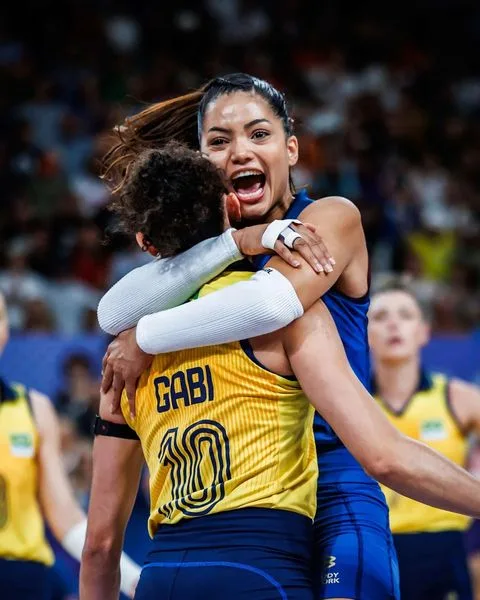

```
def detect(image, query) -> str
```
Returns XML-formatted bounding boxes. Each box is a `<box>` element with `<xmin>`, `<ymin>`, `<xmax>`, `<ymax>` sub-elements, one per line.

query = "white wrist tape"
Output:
<box><xmin>62</xmin><ymin>519</ymin><xmax>140</xmax><ymax>598</ymax></box>
<box><xmin>261</xmin><ymin>219</ymin><xmax>302</xmax><ymax>250</ymax></box>
<box><xmin>280</xmin><ymin>226</ymin><xmax>303</xmax><ymax>249</ymax></box>
<box><xmin>136</xmin><ymin>267</ymin><xmax>304</xmax><ymax>354</ymax></box>
<box><xmin>97</xmin><ymin>229</ymin><xmax>242</xmax><ymax>335</ymax></box>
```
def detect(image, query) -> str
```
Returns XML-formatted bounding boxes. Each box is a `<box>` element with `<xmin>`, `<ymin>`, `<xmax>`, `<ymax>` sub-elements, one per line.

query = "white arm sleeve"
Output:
<box><xmin>97</xmin><ymin>229</ymin><xmax>242</xmax><ymax>335</ymax></box>
<box><xmin>62</xmin><ymin>519</ymin><xmax>140</xmax><ymax>597</ymax></box>
<box><xmin>136</xmin><ymin>268</ymin><xmax>304</xmax><ymax>354</ymax></box>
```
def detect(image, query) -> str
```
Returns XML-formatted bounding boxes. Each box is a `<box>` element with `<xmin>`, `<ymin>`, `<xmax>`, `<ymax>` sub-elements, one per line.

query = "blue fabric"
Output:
<box><xmin>0</xmin><ymin>559</ymin><xmax>53</xmax><ymax>600</ymax></box>
<box><xmin>313</xmin><ymin>483</ymin><xmax>399</xmax><ymax>600</ymax></box>
<box><xmin>393</xmin><ymin>531</ymin><xmax>473</xmax><ymax>600</ymax></box>
<box><xmin>254</xmin><ymin>192</ymin><xmax>381</xmax><ymax>488</ymax></box>
<box><xmin>134</xmin><ymin>508</ymin><xmax>313</xmax><ymax>600</ymax></box>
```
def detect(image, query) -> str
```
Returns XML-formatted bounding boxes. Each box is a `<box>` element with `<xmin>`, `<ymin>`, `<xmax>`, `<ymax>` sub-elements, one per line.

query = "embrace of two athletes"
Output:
<box><xmin>78</xmin><ymin>73</ymin><xmax>480</xmax><ymax>600</ymax></box>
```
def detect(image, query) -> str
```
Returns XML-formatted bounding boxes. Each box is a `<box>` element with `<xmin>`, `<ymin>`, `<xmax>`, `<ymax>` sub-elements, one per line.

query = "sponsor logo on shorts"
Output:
<box><xmin>323</xmin><ymin>556</ymin><xmax>340</xmax><ymax>584</ymax></box>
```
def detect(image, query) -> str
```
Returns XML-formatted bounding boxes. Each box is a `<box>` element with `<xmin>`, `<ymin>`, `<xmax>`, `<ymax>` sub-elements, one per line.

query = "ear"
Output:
<box><xmin>135</xmin><ymin>232</ymin><xmax>145</xmax><ymax>250</ymax></box>
<box><xmin>224</xmin><ymin>192</ymin><xmax>241</xmax><ymax>227</ymax></box>
<box><xmin>136</xmin><ymin>232</ymin><xmax>159</xmax><ymax>257</ymax></box>
<box><xmin>287</xmin><ymin>135</ymin><xmax>299</xmax><ymax>167</ymax></box>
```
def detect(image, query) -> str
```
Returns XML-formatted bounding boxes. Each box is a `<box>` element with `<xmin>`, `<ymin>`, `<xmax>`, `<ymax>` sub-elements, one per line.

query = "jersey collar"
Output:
<box><xmin>371</xmin><ymin>368</ymin><xmax>433</xmax><ymax>417</ymax></box>
<box><xmin>0</xmin><ymin>377</ymin><xmax>16</xmax><ymax>403</ymax></box>
<box><xmin>370</xmin><ymin>368</ymin><xmax>433</xmax><ymax>395</ymax></box>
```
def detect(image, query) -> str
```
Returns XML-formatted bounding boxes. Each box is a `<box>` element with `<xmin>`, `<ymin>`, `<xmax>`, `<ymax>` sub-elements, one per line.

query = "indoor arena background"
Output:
<box><xmin>1</xmin><ymin>0</ymin><xmax>480</xmax><ymax>598</ymax></box>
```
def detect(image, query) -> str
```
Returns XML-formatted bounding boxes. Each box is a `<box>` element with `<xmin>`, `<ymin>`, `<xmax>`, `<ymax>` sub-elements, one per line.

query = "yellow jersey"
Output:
<box><xmin>122</xmin><ymin>270</ymin><xmax>317</xmax><ymax>536</ymax></box>
<box><xmin>375</xmin><ymin>371</ymin><xmax>470</xmax><ymax>534</ymax></box>
<box><xmin>0</xmin><ymin>379</ymin><xmax>54</xmax><ymax>565</ymax></box>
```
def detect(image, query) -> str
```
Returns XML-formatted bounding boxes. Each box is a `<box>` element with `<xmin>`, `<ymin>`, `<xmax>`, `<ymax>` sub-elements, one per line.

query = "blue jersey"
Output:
<box><xmin>253</xmin><ymin>190</ymin><xmax>377</xmax><ymax>485</ymax></box>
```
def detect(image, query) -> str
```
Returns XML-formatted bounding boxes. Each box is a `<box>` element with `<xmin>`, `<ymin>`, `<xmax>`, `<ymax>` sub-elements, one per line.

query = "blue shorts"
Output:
<box><xmin>465</xmin><ymin>520</ymin><xmax>480</xmax><ymax>557</ymax></box>
<box><xmin>394</xmin><ymin>530</ymin><xmax>473</xmax><ymax>600</ymax></box>
<box><xmin>313</xmin><ymin>483</ymin><xmax>400</xmax><ymax>600</ymax></box>
<box><xmin>0</xmin><ymin>558</ymin><xmax>52</xmax><ymax>600</ymax></box>
<box><xmin>135</xmin><ymin>508</ymin><xmax>314</xmax><ymax>600</ymax></box>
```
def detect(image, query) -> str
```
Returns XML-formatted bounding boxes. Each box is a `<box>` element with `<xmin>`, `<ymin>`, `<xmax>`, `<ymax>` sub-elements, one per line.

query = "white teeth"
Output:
<box><xmin>231</xmin><ymin>170</ymin><xmax>263</xmax><ymax>180</ymax></box>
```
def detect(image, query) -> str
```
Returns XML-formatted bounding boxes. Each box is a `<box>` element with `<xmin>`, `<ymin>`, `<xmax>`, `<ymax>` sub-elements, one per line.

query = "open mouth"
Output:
<box><xmin>231</xmin><ymin>172</ymin><xmax>266</xmax><ymax>202</ymax></box>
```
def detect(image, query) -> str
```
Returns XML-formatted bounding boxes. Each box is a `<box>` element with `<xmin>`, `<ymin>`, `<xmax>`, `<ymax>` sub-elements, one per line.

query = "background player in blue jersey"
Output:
<box><xmin>98</xmin><ymin>73</ymin><xmax>393</xmax><ymax>600</ymax></box>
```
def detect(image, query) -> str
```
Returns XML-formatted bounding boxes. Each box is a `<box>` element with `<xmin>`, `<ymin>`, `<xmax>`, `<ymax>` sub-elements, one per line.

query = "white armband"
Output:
<box><xmin>136</xmin><ymin>268</ymin><xmax>304</xmax><ymax>354</ymax></box>
<box><xmin>97</xmin><ymin>229</ymin><xmax>242</xmax><ymax>335</ymax></box>
<box><xmin>62</xmin><ymin>519</ymin><xmax>140</xmax><ymax>598</ymax></box>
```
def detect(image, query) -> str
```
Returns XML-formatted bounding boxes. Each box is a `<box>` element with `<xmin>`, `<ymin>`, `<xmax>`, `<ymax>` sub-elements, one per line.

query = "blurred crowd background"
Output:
<box><xmin>1</xmin><ymin>0</ymin><xmax>480</xmax><ymax>597</ymax></box>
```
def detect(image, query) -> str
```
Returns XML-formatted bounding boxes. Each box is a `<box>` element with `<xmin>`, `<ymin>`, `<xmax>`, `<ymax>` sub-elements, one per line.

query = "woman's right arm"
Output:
<box><xmin>284</xmin><ymin>301</ymin><xmax>480</xmax><ymax>519</ymax></box>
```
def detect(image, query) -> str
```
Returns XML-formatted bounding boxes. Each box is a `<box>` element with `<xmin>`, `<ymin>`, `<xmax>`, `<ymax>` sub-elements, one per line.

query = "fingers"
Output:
<box><xmin>292</xmin><ymin>224</ymin><xmax>335</xmax><ymax>273</ymax></box>
<box><xmin>273</xmin><ymin>239</ymin><xmax>301</xmax><ymax>268</ymax></box>
<box><xmin>125</xmin><ymin>378</ymin><xmax>137</xmax><ymax>418</ymax></box>
<box><xmin>111</xmin><ymin>372</ymin><xmax>125</xmax><ymax>416</ymax></box>
<box><xmin>101</xmin><ymin>363</ymin><xmax>114</xmax><ymax>394</ymax></box>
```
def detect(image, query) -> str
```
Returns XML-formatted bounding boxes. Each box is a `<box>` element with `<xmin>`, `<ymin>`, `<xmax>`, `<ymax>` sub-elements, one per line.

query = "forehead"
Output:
<box><xmin>370</xmin><ymin>290</ymin><xmax>421</xmax><ymax>313</ymax></box>
<box><xmin>202</xmin><ymin>91</ymin><xmax>279</xmax><ymax>130</ymax></box>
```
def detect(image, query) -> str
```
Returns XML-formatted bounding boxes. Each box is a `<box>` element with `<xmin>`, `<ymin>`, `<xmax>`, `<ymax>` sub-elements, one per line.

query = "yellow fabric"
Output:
<box><xmin>376</xmin><ymin>373</ymin><xmax>470</xmax><ymax>534</ymax></box>
<box><xmin>408</xmin><ymin>231</ymin><xmax>456</xmax><ymax>282</ymax></box>
<box><xmin>122</xmin><ymin>271</ymin><xmax>317</xmax><ymax>536</ymax></box>
<box><xmin>0</xmin><ymin>383</ymin><xmax>54</xmax><ymax>565</ymax></box>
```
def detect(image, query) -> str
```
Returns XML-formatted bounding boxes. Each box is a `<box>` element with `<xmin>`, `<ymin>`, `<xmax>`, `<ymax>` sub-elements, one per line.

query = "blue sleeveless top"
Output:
<box><xmin>254</xmin><ymin>190</ymin><xmax>379</xmax><ymax>485</ymax></box>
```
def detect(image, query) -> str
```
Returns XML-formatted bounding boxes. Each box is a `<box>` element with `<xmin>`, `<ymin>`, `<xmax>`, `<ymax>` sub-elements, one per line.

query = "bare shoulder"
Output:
<box><xmin>29</xmin><ymin>389</ymin><xmax>57</xmax><ymax>423</ymax></box>
<box><xmin>450</xmin><ymin>378</ymin><xmax>480</xmax><ymax>402</ymax></box>
<box><xmin>300</xmin><ymin>195</ymin><xmax>361</xmax><ymax>225</ymax></box>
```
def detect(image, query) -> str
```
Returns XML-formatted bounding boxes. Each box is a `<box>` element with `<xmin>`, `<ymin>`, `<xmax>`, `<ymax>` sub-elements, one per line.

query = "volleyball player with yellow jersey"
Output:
<box><xmin>0</xmin><ymin>291</ymin><xmax>141</xmax><ymax>599</ymax></box>
<box><xmin>369</xmin><ymin>279</ymin><xmax>480</xmax><ymax>600</ymax></box>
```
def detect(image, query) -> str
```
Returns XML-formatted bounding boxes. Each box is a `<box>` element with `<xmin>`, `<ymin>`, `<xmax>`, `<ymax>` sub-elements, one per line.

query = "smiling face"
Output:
<box><xmin>368</xmin><ymin>290</ymin><xmax>430</xmax><ymax>365</ymax></box>
<box><xmin>200</xmin><ymin>91</ymin><xmax>298</xmax><ymax>222</ymax></box>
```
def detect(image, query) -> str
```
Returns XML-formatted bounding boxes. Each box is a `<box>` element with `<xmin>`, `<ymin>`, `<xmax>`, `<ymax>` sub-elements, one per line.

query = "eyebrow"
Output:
<box><xmin>207</xmin><ymin>118</ymin><xmax>272</xmax><ymax>134</ymax></box>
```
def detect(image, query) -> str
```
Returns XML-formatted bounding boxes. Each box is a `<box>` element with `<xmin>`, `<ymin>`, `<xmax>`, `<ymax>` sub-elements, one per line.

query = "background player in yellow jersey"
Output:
<box><xmin>369</xmin><ymin>278</ymin><xmax>480</xmax><ymax>600</ymax></box>
<box><xmin>0</xmin><ymin>290</ymin><xmax>141</xmax><ymax>600</ymax></box>
<box><xmin>81</xmin><ymin>144</ymin><xmax>480</xmax><ymax>600</ymax></box>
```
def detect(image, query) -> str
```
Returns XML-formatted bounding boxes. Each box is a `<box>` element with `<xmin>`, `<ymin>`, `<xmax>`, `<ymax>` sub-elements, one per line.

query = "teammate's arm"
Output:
<box><xmin>129</xmin><ymin>197</ymin><xmax>361</xmax><ymax>350</ymax></box>
<box><xmin>447</xmin><ymin>379</ymin><xmax>480</xmax><ymax>436</ymax></box>
<box><xmin>98</xmin><ymin>220</ymin><xmax>332</xmax><ymax>335</ymax></box>
<box><xmin>284</xmin><ymin>302</ymin><xmax>480</xmax><ymax>519</ymax></box>
<box><xmin>80</xmin><ymin>392</ymin><xmax>144</xmax><ymax>600</ymax></box>
<box><xmin>31</xmin><ymin>390</ymin><xmax>85</xmax><ymax>539</ymax></box>
<box><xmin>30</xmin><ymin>390</ymin><xmax>141</xmax><ymax>598</ymax></box>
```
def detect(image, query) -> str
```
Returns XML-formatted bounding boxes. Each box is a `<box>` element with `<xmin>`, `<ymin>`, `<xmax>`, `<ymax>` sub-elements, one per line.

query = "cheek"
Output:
<box><xmin>204</xmin><ymin>151</ymin><xmax>226</xmax><ymax>171</ymax></box>
<box><xmin>368</xmin><ymin>324</ymin><xmax>384</xmax><ymax>347</ymax></box>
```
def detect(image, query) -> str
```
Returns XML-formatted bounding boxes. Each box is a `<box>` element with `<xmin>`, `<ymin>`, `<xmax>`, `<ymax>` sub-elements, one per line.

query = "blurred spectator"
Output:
<box><xmin>56</xmin><ymin>353</ymin><xmax>99</xmax><ymax>439</ymax></box>
<box><xmin>0</xmin><ymin>238</ymin><xmax>48</xmax><ymax>330</ymax></box>
<box><xmin>47</xmin><ymin>264</ymin><xmax>101</xmax><ymax>335</ymax></box>
<box><xmin>0</xmin><ymin>1</ymin><xmax>479</xmax><ymax>335</ymax></box>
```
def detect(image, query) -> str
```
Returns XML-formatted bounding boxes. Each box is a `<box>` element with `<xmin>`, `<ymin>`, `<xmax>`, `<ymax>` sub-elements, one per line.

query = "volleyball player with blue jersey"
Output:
<box><xmin>98</xmin><ymin>74</ymin><xmax>393</xmax><ymax>599</ymax></box>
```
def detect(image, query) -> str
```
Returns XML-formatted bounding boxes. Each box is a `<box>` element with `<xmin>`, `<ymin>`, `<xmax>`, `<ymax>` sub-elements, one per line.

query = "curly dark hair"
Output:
<box><xmin>109</xmin><ymin>141</ymin><xmax>227</xmax><ymax>257</ymax></box>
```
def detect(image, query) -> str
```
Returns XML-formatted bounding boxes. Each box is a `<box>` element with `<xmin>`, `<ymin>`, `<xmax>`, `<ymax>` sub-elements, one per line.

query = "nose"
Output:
<box><xmin>230</xmin><ymin>137</ymin><xmax>254</xmax><ymax>165</ymax></box>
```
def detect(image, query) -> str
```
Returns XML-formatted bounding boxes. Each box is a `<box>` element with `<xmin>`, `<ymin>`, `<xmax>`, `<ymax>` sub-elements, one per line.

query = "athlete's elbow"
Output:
<box><xmin>82</xmin><ymin>530</ymin><xmax>121</xmax><ymax>567</ymax></box>
<box><xmin>364</xmin><ymin>454</ymin><xmax>396</xmax><ymax>482</ymax></box>
<box><xmin>362</xmin><ymin>444</ymin><xmax>403</xmax><ymax>484</ymax></box>
<box><xmin>97</xmin><ymin>296</ymin><xmax>122</xmax><ymax>335</ymax></box>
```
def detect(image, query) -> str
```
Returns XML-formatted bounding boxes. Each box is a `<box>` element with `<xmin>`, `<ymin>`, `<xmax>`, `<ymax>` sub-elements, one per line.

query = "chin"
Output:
<box><xmin>240</xmin><ymin>201</ymin><xmax>269</xmax><ymax>221</ymax></box>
